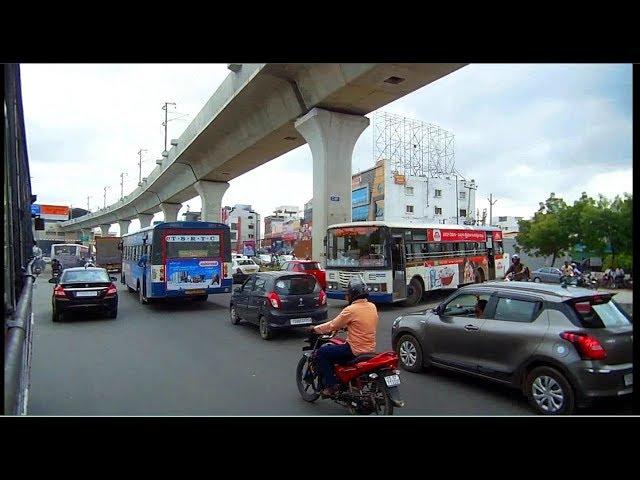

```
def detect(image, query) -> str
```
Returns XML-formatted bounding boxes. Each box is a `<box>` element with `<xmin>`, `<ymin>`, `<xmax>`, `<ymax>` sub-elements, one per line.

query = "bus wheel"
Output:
<box><xmin>401</xmin><ymin>278</ymin><xmax>423</xmax><ymax>307</ymax></box>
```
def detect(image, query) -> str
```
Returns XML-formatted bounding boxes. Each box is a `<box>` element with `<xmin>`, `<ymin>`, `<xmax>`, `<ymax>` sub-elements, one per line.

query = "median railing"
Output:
<box><xmin>4</xmin><ymin>258</ymin><xmax>36</xmax><ymax>415</ymax></box>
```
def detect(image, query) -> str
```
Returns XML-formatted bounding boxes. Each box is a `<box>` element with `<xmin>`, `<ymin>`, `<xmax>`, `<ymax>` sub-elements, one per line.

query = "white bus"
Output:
<box><xmin>50</xmin><ymin>243</ymin><xmax>91</xmax><ymax>269</ymax></box>
<box><xmin>325</xmin><ymin>221</ymin><xmax>508</xmax><ymax>306</ymax></box>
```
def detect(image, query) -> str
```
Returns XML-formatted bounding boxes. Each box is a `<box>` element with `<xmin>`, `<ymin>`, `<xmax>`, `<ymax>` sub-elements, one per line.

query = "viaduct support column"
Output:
<box><xmin>138</xmin><ymin>213</ymin><xmax>154</xmax><ymax>229</ymax></box>
<box><xmin>160</xmin><ymin>203</ymin><xmax>182</xmax><ymax>223</ymax></box>
<box><xmin>118</xmin><ymin>220</ymin><xmax>131</xmax><ymax>236</ymax></box>
<box><xmin>294</xmin><ymin>108</ymin><xmax>369</xmax><ymax>264</ymax></box>
<box><xmin>194</xmin><ymin>181</ymin><xmax>229</xmax><ymax>222</ymax></box>
<box><xmin>99</xmin><ymin>224</ymin><xmax>111</xmax><ymax>236</ymax></box>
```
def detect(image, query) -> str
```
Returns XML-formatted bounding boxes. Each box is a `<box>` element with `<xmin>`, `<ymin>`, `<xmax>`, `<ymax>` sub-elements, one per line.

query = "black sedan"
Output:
<box><xmin>50</xmin><ymin>267</ymin><xmax>119</xmax><ymax>322</ymax></box>
<box><xmin>229</xmin><ymin>271</ymin><xmax>328</xmax><ymax>340</ymax></box>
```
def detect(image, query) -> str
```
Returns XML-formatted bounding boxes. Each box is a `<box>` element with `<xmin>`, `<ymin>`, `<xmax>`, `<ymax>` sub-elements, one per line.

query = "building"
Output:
<box><xmin>495</xmin><ymin>216</ymin><xmax>524</xmax><ymax>234</ymax></box>
<box><xmin>226</xmin><ymin>204</ymin><xmax>260</xmax><ymax>255</ymax></box>
<box><xmin>33</xmin><ymin>204</ymin><xmax>91</xmax><ymax>252</ymax></box>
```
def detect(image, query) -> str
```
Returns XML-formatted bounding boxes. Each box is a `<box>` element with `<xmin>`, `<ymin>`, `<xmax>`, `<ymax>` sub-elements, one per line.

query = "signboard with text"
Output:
<box><xmin>427</xmin><ymin>228</ymin><xmax>487</xmax><ymax>243</ymax></box>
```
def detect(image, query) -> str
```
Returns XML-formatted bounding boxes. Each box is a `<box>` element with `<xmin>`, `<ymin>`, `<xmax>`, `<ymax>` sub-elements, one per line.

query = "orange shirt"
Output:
<box><xmin>313</xmin><ymin>299</ymin><xmax>378</xmax><ymax>355</ymax></box>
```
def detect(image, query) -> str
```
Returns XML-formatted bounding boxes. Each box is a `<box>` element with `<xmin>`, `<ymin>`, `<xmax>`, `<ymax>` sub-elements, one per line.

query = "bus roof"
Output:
<box><xmin>327</xmin><ymin>221</ymin><xmax>502</xmax><ymax>232</ymax></box>
<box><xmin>121</xmin><ymin>221</ymin><xmax>230</xmax><ymax>238</ymax></box>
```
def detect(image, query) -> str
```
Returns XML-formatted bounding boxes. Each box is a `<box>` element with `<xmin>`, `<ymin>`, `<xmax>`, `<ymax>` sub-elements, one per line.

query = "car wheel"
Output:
<box><xmin>229</xmin><ymin>304</ymin><xmax>241</xmax><ymax>325</ymax></box>
<box><xmin>52</xmin><ymin>307</ymin><xmax>63</xmax><ymax>322</ymax></box>
<box><xmin>525</xmin><ymin>366</ymin><xmax>575</xmax><ymax>415</ymax></box>
<box><xmin>534</xmin><ymin>277</ymin><xmax>541</xmax><ymax>283</ymax></box>
<box><xmin>194</xmin><ymin>295</ymin><xmax>208</xmax><ymax>302</ymax></box>
<box><xmin>259</xmin><ymin>316</ymin><xmax>273</xmax><ymax>340</ymax></box>
<box><xmin>401</xmin><ymin>278</ymin><xmax>423</xmax><ymax>307</ymax></box>
<box><xmin>108</xmin><ymin>307</ymin><xmax>118</xmax><ymax>319</ymax></box>
<box><xmin>396</xmin><ymin>334</ymin><xmax>423</xmax><ymax>373</ymax></box>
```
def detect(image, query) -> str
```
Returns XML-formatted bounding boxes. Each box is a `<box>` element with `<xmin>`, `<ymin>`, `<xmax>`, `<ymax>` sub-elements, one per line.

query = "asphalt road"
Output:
<box><xmin>28</xmin><ymin>269</ymin><xmax>632</xmax><ymax>415</ymax></box>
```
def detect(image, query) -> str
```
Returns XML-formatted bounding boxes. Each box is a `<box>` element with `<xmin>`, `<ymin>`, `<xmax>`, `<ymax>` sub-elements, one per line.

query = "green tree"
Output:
<box><xmin>516</xmin><ymin>193</ymin><xmax>572</xmax><ymax>266</ymax></box>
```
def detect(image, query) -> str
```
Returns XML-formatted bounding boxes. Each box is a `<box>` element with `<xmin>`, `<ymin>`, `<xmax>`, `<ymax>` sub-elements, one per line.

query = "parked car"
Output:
<box><xmin>232</xmin><ymin>253</ymin><xmax>248</xmax><ymax>261</ymax></box>
<box><xmin>281</xmin><ymin>260</ymin><xmax>327</xmax><ymax>290</ymax></box>
<box><xmin>531</xmin><ymin>266</ymin><xmax>562</xmax><ymax>283</ymax></box>
<box><xmin>254</xmin><ymin>253</ymin><xmax>273</xmax><ymax>266</ymax></box>
<box><xmin>229</xmin><ymin>271</ymin><xmax>328</xmax><ymax>340</ymax></box>
<box><xmin>391</xmin><ymin>281</ymin><xmax>632</xmax><ymax>415</ymax></box>
<box><xmin>232</xmin><ymin>258</ymin><xmax>260</xmax><ymax>283</ymax></box>
<box><xmin>50</xmin><ymin>267</ymin><xmax>119</xmax><ymax>322</ymax></box>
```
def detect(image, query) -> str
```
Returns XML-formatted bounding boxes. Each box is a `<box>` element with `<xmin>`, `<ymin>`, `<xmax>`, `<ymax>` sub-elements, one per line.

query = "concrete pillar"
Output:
<box><xmin>294</xmin><ymin>108</ymin><xmax>369</xmax><ymax>264</ymax></box>
<box><xmin>99</xmin><ymin>224</ymin><xmax>111</xmax><ymax>236</ymax></box>
<box><xmin>138</xmin><ymin>213</ymin><xmax>154</xmax><ymax>229</ymax></box>
<box><xmin>194</xmin><ymin>181</ymin><xmax>229</xmax><ymax>222</ymax></box>
<box><xmin>160</xmin><ymin>203</ymin><xmax>182</xmax><ymax>223</ymax></box>
<box><xmin>118</xmin><ymin>220</ymin><xmax>131</xmax><ymax>236</ymax></box>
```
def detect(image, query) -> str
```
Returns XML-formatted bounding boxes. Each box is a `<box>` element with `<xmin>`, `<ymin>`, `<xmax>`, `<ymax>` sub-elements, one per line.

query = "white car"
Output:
<box><xmin>232</xmin><ymin>258</ymin><xmax>260</xmax><ymax>283</ymax></box>
<box><xmin>255</xmin><ymin>254</ymin><xmax>273</xmax><ymax>265</ymax></box>
<box><xmin>278</xmin><ymin>254</ymin><xmax>294</xmax><ymax>266</ymax></box>
<box><xmin>232</xmin><ymin>253</ymin><xmax>249</xmax><ymax>261</ymax></box>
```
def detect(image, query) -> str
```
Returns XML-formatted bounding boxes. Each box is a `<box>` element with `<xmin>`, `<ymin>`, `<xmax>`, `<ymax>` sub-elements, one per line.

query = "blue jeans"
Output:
<box><xmin>315</xmin><ymin>342</ymin><xmax>354</xmax><ymax>387</ymax></box>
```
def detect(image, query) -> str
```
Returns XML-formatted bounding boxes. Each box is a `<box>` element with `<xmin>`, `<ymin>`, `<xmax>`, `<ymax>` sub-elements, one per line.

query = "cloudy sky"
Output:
<box><xmin>21</xmin><ymin>63</ymin><xmax>632</xmax><ymax>235</ymax></box>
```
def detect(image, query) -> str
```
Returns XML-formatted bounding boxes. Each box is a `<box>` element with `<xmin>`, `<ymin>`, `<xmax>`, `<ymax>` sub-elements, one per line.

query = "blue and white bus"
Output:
<box><xmin>121</xmin><ymin>221</ymin><xmax>232</xmax><ymax>304</ymax></box>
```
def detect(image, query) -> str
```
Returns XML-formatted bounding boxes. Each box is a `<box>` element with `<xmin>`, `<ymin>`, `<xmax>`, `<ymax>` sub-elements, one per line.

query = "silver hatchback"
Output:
<box><xmin>391</xmin><ymin>282</ymin><xmax>633</xmax><ymax>414</ymax></box>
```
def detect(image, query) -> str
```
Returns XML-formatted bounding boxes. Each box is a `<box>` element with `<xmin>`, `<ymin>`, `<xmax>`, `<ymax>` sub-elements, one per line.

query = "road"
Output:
<box><xmin>28</xmin><ymin>268</ymin><xmax>632</xmax><ymax>415</ymax></box>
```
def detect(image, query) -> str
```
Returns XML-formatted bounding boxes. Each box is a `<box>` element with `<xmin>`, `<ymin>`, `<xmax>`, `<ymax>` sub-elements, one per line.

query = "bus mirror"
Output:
<box><xmin>34</xmin><ymin>218</ymin><xmax>45</xmax><ymax>231</ymax></box>
<box><xmin>323</xmin><ymin>236</ymin><xmax>327</xmax><ymax>247</ymax></box>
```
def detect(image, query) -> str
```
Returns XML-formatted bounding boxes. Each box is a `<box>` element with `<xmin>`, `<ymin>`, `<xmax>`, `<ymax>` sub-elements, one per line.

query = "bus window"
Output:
<box><xmin>428</xmin><ymin>243</ymin><xmax>442</xmax><ymax>254</ymax></box>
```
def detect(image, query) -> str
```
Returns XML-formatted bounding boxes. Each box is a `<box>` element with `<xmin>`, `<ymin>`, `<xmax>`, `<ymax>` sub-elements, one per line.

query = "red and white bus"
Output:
<box><xmin>325</xmin><ymin>221</ymin><xmax>508</xmax><ymax>306</ymax></box>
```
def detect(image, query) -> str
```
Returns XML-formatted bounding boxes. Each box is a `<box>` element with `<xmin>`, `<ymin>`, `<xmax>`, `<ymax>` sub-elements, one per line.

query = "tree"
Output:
<box><xmin>516</xmin><ymin>193</ymin><xmax>572</xmax><ymax>266</ymax></box>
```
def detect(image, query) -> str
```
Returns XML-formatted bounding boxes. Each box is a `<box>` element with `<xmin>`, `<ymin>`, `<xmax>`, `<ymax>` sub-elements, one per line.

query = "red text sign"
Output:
<box><xmin>427</xmin><ymin>228</ymin><xmax>487</xmax><ymax>243</ymax></box>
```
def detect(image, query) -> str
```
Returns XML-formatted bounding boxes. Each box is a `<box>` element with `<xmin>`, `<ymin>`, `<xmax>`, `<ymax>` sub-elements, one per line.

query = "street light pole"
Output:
<box><xmin>103</xmin><ymin>186</ymin><xmax>110</xmax><ymax>208</ymax></box>
<box><xmin>87</xmin><ymin>195</ymin><xmax>91</xmax><ymax>211</ymax></box>
<box><xmin>120</xmin><ymin>172</ymin><xmax>127</xmax><ymax>200</ymax></box>
<box><xmin>488</xmin><ymin>193</ymin><xmax>498</xmax><ymax>227</ymax></box>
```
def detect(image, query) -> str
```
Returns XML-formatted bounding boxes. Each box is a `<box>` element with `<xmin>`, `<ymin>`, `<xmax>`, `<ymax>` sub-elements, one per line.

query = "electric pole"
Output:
<box><xmin>487</xmin><ymin>193</ymin><xmax>498</xmax><ymax>227</ymax></box>
<box><xmin>137</xmin><ymin>148</ymin><xmax>148</xmax><ymax>184</ymax></box>
<box><xmin>87</xmin><ymin>195</ymin><xmax>91</xmax><ymax>211</ymax></box>
<box><xmin>103</xmin><ymin>186</ymin><xmax>110</xmax><ymax>208</ymax></box>
<box><xmin>120</xmin><ymin>171</ymin><xmax>127</xmax><ymax>200</ymax></box>
<box><xmin>162</xmin><ymin>102</ymin><xmax>176</xmax><ymax>153</ymax></box>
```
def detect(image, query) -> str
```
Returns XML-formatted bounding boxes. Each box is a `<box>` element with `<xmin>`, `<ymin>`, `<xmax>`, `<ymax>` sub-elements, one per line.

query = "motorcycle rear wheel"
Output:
<box><xmin>365</xmin><ymin>378</ymin><xmax>394</xmax><ymax>415</ymax></box>
<box><xmin>296</xmin><ymin>356</ymin><xmax>320</xmax><ymax>402</ymax></box>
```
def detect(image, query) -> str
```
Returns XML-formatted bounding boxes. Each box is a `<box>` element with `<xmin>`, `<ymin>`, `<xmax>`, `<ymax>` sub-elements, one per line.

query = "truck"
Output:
<box><xmin>94</xmin><ymin>236</ymin><xmax>122</xmax><ymax>273</ymax></box>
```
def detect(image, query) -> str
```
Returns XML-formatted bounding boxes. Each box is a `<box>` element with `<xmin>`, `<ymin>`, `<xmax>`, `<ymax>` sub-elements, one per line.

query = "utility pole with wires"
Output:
<box><xmin>487</xmin><ymin>193</ymin><xmax>498</xmax><ymax>227</ymax></box>
<box><xmin>162</xmin><ymin>102</ymin><xmax>176</xmax><ymax>153</ymax></box>
<box><xmin>119</xmin><ymin>171</ymin><xmax>128</xmax><ymax>200</ymax></box>
<box><xmin>137</xmin><ymin>148</ymin><xmax>148</xmax><ymax>184</ymax></box>
<box><xmin>103</xmin><ymin>186</ymin><xmax>110</xmax><ymax>208</ymax></box>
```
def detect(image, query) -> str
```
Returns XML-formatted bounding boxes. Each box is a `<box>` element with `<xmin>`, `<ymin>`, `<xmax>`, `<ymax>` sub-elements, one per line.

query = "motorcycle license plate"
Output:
<box><xmin>384</xmin><ymin>374</ymin><xmax>401</xmax><ymax>387</ymax></box>
<box><xmin>290</xmin><ymin>318</ymin><xmax>312</xmax><ymax>325</ymax></box>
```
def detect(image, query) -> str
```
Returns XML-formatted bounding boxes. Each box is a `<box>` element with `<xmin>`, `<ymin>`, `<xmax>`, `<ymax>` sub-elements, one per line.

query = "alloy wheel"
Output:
<box><xmin>399</xmin><ymin>340</ymin><xmax>418</xmax><ymax>367</ymax></box>
<box><xmin>532</xmin><ymin>375</ymin><xmax>565</xmax><ymax>413</ymax></box>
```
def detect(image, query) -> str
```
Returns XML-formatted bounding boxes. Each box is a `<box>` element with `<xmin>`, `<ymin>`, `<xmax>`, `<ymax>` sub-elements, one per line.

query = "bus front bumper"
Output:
<box><xmin>326</xmin><ymin>289</ymin><xmax>393</xmax><ymax>303</ymax></box>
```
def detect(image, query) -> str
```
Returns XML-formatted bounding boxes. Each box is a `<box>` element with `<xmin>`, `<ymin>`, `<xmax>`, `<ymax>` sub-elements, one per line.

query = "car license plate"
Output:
<box><xmin>624</xmin><ymin>373</ymin><xmax>633</xmax><ymax>386</ymax></box>
<box><xmin>290</xmin><ymin>318</ymin><xmax>312</xmax><ymax>325</ymax></box>
<box><xmin>385</xmin><ymin>374</ymin><xmax>400</xmax><ymax>387</ymax></box>
<box><xmin>186</xmin><ymin>289</ymin><xmax>206</xmax><ymax>295</ymax></box>
<box><xmin>76</xmin><ymin>291</ymin><xmax>98</xmax><ymax>297</ymax></box>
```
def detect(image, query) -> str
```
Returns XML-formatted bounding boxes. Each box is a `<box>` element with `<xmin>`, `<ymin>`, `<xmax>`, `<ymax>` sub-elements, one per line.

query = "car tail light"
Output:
<box><xmin>106</xmin><ymin>283</ymin><xmax>117</xmax><ymax>296</ymax></box>
<box><xmin>54</xmin><ymin>285</ymin><xmax>67</xmax><ymax>298</ymax></box>
<box><xmin>560</xmin><ymin>331</ymin><xmax>607</xmax><ymax>360</ymax></box>
<box><xmin>267</xmin><ymin>291</ymin><xmax>281</xmax><ymax>309</ymax></box>
<box><xmin>317</xmin><ymin>290</ymin><xmax>327</xmax><ymax>306</ymax></box>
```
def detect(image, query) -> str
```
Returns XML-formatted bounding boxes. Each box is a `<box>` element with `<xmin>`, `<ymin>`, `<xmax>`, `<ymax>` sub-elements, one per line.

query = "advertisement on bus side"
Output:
<box><xmin>165</xmin><ymin>259</ymin><xmax>222</xmax><ymax>290</ymax></box>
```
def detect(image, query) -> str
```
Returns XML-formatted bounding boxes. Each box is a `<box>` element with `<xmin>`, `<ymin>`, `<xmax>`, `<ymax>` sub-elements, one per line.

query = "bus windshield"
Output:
<box><xmin>326</xmin><ymin>226</ymin><xmax>388</xmax><ymax>267</ymax></box>
<box><xmin>53</xmin><ymin>245</ymin><xmax>78</xmax><ymax>256</ymax></box>
<box><xmin>165</xmin><ymin>234</ymin><xmax>220</xmax><ymax>258</ymax></box>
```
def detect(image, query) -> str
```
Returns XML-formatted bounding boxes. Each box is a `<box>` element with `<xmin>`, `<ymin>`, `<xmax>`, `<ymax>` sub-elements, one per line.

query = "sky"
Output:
<box><xmin>21</xmin><ymin>63</ymin><xmax>632</xmax><ymax>235</ymax></box>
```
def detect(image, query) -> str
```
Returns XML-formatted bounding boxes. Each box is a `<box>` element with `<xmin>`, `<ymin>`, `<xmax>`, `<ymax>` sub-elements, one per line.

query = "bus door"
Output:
<box><xmin>486</xmin><ymin>235</ymin><xmax>496</xmax><ymax>280</ymax></box>
<box><xmin>391</xmin><ymin>235</ymin><xmax>407</xmax><ymax>300</ymax></box>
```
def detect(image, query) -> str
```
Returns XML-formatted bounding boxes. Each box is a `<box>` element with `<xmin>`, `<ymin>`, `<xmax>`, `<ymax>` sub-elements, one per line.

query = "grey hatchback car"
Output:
<box><xmin>391</xmin><ymin>281</ymin><xmax>633</xmax><ymax>414</ymax></box>
<box><xmin>531</xmin><ymin>266</ymin><xmax>563</xmax><ymax>283</ymax></box>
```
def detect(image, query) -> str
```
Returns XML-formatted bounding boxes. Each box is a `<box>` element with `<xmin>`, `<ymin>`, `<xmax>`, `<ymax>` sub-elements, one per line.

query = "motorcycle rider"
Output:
<box><xmin>505</xmin><ymin>254</ymin><xmax>529</xmax><ymax>281</ymax></box>
<box><xmin>307</xmin><ymin>277</ymin><xmax>378</xmax><ymax>397</ymax></box>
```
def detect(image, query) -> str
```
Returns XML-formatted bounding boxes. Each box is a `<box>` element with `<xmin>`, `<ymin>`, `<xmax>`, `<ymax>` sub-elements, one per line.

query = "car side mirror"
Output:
<box><xmin>110</xmin><ymin>276</ymin><xmax>117</xmax><ymax>281</ymax></box>
<box><xmin>48</xmin><ymin>278</ymin><xmax>57</xmax><ymax>284</ymax></box>
<box><xmin>433</xmin><ymin>304</ymin><xmax>443</xmax><ymax>315</ymax></box>
<box><xmin>234</xmin><ymin>287</ymin><xmax>242</xmax><ymax>293</ymax></box>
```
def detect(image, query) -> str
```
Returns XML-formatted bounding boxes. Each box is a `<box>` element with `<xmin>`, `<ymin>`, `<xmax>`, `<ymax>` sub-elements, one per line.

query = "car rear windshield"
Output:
<box><xmin>62</xmin><ymin>270</ymin><xmax>110</xmax><ymax>283</ymax></box>
<box><xmin>274</xmin><ymin>275</ymin><xmax>319</xmax><ymax>295</ymax></box>
<box><xmin>237</xmin><ymin>259</ymin><xmax>255</xmax><ymax>265</ymax></box>
<box><xmin>569</xmin><ymin>296</ymin><xmax>632</xmax><ymax>328</ymax></box>
<box><xmin>300</xmin><ymin>262</ymin><xmax>321</xmax><ymax>271</ymax></box>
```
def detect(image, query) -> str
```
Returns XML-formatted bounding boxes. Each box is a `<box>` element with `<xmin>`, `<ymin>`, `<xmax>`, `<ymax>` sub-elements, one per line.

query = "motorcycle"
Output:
<box><xmin>296</xmin><ymin>331</ymin><xmax>404</xmax><ymax>415</ymax></box>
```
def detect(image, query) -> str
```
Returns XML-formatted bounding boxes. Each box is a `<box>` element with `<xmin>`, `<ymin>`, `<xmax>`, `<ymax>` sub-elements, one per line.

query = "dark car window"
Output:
<box><xmin>274</xmin><ymin>275</ymin><xmax>319</xmax><ymax>295</ymax></box>
<box><xmin>300</xmin><ymin>262</ymin><xmax>321</xmax><ymax>271</ymax></box>
<box><xmin>253</xmin><ymin>277</ymin><xmax>267</xmax><ymax>293</ymax></box>
<box><xmin>492</xmin><ymin>297</ymin><xmax>539</xmax><ymax>323</ymax></box>
<box><xmin>61</xmin><ymin>270</ymin><xmax>110</xmax><ymax>283</ymax></box>
<box><xmin>444</xmin><ymin>293</ymin><xmax>490</xmax><ymax>317</ymax></box>
<box><xmin>241</xmin><ymin>276</ymin><xmax>255</xmax><ymax>291</ymax></box>
<box><xmin>570</xmin><ymin>297</ymin><xmax>631</xmax><ymax>328</ymax></box>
